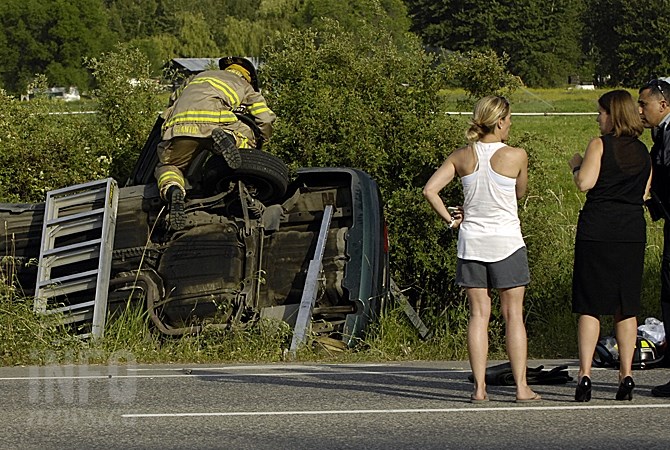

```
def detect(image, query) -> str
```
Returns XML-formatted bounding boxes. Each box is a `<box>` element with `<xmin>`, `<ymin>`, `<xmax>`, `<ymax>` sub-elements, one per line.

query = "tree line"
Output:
<box><xmin>0</xmin><ymin>0</ymin><xmax>409</xmax><ymax>94</ymax></box>
<box><xmin>1</xmin><ymin>0</ymin><xmax>668</xmax><ymax>94</ymax></box>
<box><xmin>405</xmin><ymin>0</ymin><xmax>670</xmax><ymax>88</ymax></box>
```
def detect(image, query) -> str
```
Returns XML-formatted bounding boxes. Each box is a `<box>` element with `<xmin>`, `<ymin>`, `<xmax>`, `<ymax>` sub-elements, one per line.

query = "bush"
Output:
<box><xmin>263</xmin><ymin>21</ymin><xmax>462</xmax><ymax>309</ymax></box>
<box><xmin>86</xmin><ymin>44</ymin><xmax>165</xmax><ymax>182</ymax></box>
<box><xmin>440</xmin><ymin>49</ymin><xmax>523</xmax><ymax>107</ymax></box>
<box><xmin>0</xmin><ymin>295</ymin><xmax>80</xmax><ymax>365</ymax></box>
<box><xmin>0</xmin><ymin>91</ymin><xmax>112</xmax><ymax>203</ymax></box>
<box><xmin>0</xmin><ymin>43</ymin><xmax>165</xmax><ymax>204</ymax></box>
<box><xmin>262</xmin><ymin>20</ymin><xmax>529</xmax><ymax>354</ymax></box>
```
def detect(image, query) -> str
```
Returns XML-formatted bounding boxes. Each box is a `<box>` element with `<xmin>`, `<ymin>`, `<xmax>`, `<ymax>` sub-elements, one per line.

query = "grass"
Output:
<box><xmin>442</xmin><ymin>87</ymin><xmax>642</xmax><ymax>113</ymax></box>
<box><xmin>0</xmin><ymin>87</ymin><xmax>664</xmax><ymax>366</ymax></box>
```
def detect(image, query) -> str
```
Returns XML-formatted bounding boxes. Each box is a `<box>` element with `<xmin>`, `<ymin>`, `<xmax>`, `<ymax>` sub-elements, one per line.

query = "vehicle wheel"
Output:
<box><xmin>201</xmin><ymin>149</ymin><xmax>289</xmax><ymax>203</ymax></box>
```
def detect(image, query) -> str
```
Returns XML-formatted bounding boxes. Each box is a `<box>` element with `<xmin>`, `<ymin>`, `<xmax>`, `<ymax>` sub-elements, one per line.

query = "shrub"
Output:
<box><xmin>0</xmin><ymin>90</ymin><xmax>112</xmax><ymax>203</ymax></box>
<box><xmin>85</xmin><ymin>43</ymin><xmax>165</xmax><ymax>182</ymax></box>
<box><xmin>263</xmin><ymin>22</ymin><xmax>461</xmax><ymax>308</ymax></box>
<box><xmin>0</xmin><ymin>295</ymin><xmax>81</xmax><ymax>365</ymax></box>
<box><xmin>440</xmin><ymin>49</ymin><xmax>523</xmax><ymax>107</ymax></box>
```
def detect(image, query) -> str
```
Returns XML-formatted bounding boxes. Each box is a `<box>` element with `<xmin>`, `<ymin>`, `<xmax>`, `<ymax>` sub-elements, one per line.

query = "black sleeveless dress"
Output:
<box><xmin>572</xmin><ymin>134</ymin><xmax>651</xmax><ymax>315</ymax></box>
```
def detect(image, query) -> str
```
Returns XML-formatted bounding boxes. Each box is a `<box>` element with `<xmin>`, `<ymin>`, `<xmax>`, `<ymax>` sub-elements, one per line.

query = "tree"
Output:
<box><xmin>46</xmin><ymin>0</ymin><xmax>115</xmax><ymax>87</ymax></box>
<box><xmin>586</xmin><ymin>0</ymin><xmax>670</xmax><ymax>86</ymax></box>
<box><xmin>105</xmin><ymin>0</ymin><xmax>159</xmax><ymax>41</ymax></box>
<box><xmin>170</xmin><ymin>11</ymin><xmax>220</xmax><ymax>57</ymax></box>
<box><xmin>86</xmin><ymin>44</ymin><xmax>165</xmax><ymax>180</ymax></box>
<box><xmin>295</xmin><ymin>0</ymin><xmax>411</xmax><ymax>46</ymax></box>
<box><xmin>0</xmin><ymin>0</ymin><xmax>114</xmax><ymax>93</ymax></box>
<box><xmin>441</xmin><ymin>50</ymin><xmax>522</xmax><ymax>102</ymax></box>
<box><xmin>499</xmin><ymin>0</ymin><xmax>584</xmax><ymax>86</ymax></box>
<box><xmin>405</xmin><ymin>0</ymin><xmax>499</xmax><ymax>50</ymax></box>
<box><xmin>215</xmin><ymin>0</ymin><xmax>299</xmax><ymax>57</ymax></box>
<box><xmin>404</xmin><ymin>0</ymin><xmax>585</xmax><ymax>87</ymax></box>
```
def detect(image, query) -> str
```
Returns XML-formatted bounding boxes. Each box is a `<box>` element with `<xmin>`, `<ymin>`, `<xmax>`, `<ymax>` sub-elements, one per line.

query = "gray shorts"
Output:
<box><xmin>456</xmin><ymin>247</ymin><xmax>530</xmax><ymax>289</ymax></box>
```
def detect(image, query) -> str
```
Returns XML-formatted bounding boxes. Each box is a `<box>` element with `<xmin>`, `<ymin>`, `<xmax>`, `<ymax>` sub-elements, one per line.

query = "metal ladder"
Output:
<box><xmin>34</xmin><ymin>178</ymin><xmax>119</xmax><ymax>338</ymax></box>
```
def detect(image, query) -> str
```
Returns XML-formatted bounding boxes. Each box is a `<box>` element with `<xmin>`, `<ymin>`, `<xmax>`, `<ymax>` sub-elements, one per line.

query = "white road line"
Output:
<box><xmin>126</xmin><ymin>363</ymin><xmax>394</xmax><ymax>371</ymax></box>
<box><xmin>0</xmin><ymin>369</ymin><xmax>467</xmax><ymax>381</ymax></box>
<box><xmin>122</xmin><ymin>403</ymin><xmax>670</xmax><ymax>418</ymax></box>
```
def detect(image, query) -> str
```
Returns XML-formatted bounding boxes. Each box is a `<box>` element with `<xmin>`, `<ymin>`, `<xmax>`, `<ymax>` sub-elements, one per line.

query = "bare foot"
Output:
<box><xmin>470</xmin><ymin>391</ymin><xmax>489</xmax><ymax>403</ymax></box>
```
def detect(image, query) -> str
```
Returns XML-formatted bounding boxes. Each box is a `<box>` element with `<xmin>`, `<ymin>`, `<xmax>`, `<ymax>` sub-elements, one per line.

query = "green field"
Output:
<box><xmin>444</xmin><ymin>87</ymin><xmax>640</xmax><ymax>113</ymax></box>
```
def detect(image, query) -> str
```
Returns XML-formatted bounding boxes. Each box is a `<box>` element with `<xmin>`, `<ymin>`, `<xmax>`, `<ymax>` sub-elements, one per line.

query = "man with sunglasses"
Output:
<box><xmin>639</xmin><ymin>79</ymin><xmax>670</xmax><ymax>395</ymax></box>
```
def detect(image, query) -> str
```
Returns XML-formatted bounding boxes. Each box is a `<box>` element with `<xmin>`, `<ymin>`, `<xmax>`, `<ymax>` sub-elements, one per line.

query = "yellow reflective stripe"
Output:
<box><xmin>239</xmin><ymin>136</ymin><xmax>251</xmax><ymax>148</ymax></box>
<box><xmin>158</xmin><ymin>172</ymin><xmax>184</xmax><ymax>186</ymax></box>
<box><xmin>249</xmin><ymin>106</ymin><xmax>270</xmax><ymax>115</ymax></box>
<box><xmin>173</xmin><ymin>125</ymin><xmax>199</xmax><ymax>135</ymax></box>
<box><xmin>189</xmin><ymin>77</ymin><xmax>240</xmax><ymax>107</ymax></box>
<box><xmin>165</xmin><ymin>110</ymin><xmax>237</xmax><ymax>127</ymax></box>
<box><xmin>248</xmin><ymin>102</ymin><xmax>271</xmax><ymax>115</ymax></box>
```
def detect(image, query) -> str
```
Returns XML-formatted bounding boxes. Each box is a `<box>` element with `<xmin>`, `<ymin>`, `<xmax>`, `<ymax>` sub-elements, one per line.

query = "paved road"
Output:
<box><xmin>2</xmin><ymin>359</ymin><xmax>670</xmax><ymax>449</ymax></box>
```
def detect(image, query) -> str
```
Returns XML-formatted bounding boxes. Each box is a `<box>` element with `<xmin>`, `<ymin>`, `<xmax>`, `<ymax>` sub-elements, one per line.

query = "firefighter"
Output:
<box><xmin>155</xmin><ymin>56</ymin><xmax>276</xmax><ymax>230</ymax></box>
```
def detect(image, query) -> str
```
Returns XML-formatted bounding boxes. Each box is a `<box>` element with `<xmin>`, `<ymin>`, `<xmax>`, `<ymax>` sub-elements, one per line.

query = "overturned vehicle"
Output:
<box><xmin>0</xmin><ymin>118</ymin><xmax>390</xmax><ymax>348</ymax></box>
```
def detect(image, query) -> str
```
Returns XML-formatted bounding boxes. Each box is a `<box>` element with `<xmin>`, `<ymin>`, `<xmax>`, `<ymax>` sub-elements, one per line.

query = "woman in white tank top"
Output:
<box><xmin>423</xmin><ymin>96</ymin><xmax>539</xmax><ymax>403</ymax></box>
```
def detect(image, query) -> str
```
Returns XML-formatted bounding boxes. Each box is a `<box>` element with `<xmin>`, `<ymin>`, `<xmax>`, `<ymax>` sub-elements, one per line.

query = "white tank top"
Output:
<box><xmin>457</xmin><ymin>141</ymin><xmax>525</xmax><ymax>262</ymax></box>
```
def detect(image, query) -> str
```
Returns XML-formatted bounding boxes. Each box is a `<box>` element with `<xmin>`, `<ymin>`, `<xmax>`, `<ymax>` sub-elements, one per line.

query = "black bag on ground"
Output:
<box><xmin>467</xmin><ymin>362</ymin><xmax>573</xmax><ymax>386</ymax></box>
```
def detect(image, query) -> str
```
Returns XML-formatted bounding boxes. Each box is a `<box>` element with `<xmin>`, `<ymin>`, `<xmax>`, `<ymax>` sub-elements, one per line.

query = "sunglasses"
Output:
<box><xmin>648</xmin><ymin>79</ymin><xmax>670</xmax><ymax>102</ymax></box>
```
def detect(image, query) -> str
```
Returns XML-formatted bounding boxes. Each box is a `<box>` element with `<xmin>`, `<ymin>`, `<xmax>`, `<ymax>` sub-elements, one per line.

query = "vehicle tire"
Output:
<box><xmin>201</xmin><ymin>149</ymin><xmax>289</xmax><ymax>204</ymax></box>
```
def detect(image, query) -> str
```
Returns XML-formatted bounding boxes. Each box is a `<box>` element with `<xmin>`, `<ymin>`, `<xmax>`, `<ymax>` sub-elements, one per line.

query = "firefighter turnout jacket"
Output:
<box><xmin>161</xmin><ymin>69</ymin><xmax>276</xmax><ymax>148</ymax></box>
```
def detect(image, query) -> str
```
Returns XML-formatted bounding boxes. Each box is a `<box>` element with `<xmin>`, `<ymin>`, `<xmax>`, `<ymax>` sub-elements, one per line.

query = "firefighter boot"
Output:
<box><xmin>167</xmin><ymin>185</ymin><xmax>186</xmax><ymax>231</ymax></box>
<box><xmin>211</xmin><ymin>128</ymin><xmax>241</xmax><ymax>169</ymax></box>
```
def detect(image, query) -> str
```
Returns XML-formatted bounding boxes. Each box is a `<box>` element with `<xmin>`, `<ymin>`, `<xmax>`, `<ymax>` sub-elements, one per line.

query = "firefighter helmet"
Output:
<box><xmin>593</xmin><ymin>335</ymin><xmax>664</xmax><ymax>369</ymax></box>
<box><xmin>219</xmin><ymin>56</ymin><xmax>259</xmax><ymax>91</ymax></box>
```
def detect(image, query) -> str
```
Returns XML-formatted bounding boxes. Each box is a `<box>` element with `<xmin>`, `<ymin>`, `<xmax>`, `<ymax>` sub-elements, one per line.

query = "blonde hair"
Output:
<box><xmin>598</xmin><ymin>90</ymin><xmax>643</xmax><ymax>137</ymax></box>
<box><xmin>465</xmin><ymin>96</ymin><xmax>510</xmax><ymax>143</ymax></box>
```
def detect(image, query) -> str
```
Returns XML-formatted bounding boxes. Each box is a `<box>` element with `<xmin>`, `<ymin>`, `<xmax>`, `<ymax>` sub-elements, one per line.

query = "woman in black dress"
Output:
<box><xmin>568</xmin><ymin>90</ymin><xmax>651</xmax><ymax>402</ymax></box>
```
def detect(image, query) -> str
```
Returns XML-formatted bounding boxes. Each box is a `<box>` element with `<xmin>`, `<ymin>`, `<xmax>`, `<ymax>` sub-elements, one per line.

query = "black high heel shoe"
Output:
<box><xmin>575</xmin><ymin>376</ymin><xmax>592</xmax><ymax>402</ymax></box>
<box><xmin>616</xmin><ymin>376</ymin><xmax>635</xmax><ymax>401</ymax></box>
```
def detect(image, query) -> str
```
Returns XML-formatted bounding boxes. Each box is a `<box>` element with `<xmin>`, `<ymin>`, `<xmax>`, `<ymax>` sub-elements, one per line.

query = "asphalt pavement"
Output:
<box><xmin>2</xmin><ymin>359</ymin><xmax>670</xmax><ymax>449</ymax></box>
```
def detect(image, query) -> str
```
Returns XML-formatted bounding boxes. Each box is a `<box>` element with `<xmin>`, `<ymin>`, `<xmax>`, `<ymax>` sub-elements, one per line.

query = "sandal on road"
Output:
<box><xmin>515</xmin><ymin>393</ymin><xmax>542</xmax><ymax>403</ymax></box>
